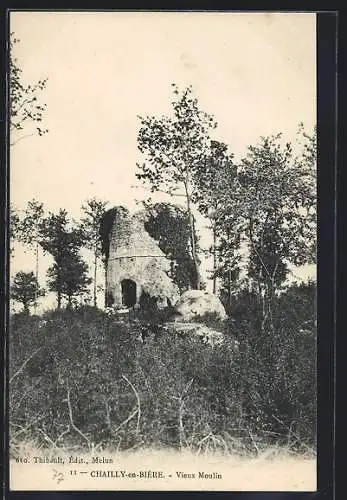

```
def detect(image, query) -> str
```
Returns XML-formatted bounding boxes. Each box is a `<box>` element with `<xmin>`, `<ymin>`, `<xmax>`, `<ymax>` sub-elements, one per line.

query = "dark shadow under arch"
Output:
<box><xmin>121</xmin><ymin>279</ymin><xmax>137</xmax><ymax>307</ymax></box>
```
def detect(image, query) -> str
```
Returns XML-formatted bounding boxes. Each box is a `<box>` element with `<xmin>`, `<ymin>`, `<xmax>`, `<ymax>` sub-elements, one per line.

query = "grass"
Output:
<box><xmin>9</xmin><ymin>281</ymin><xmax>317</xmax><ymax>490</ymax></box>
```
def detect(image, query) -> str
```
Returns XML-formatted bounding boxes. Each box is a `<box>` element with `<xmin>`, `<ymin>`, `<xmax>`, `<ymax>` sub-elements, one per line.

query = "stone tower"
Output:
<box><xmin>104</xmin><ymin>206</ymin><xmax>179</xmax><ymax>309</ymax></box>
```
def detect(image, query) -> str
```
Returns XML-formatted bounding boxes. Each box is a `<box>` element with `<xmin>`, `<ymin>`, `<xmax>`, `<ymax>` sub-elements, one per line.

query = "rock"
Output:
<box><xmin>173</xmin><ymin>290</ymin><xmax>227</xmax><ymax>323</ymax></box>
<box><xmin>164</xmin><ymin>321</ymin><xmax>225</xmax><ymax>347</ymax></box>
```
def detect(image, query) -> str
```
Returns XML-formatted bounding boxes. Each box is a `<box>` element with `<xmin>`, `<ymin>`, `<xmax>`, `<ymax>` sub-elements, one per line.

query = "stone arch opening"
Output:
<box><xmin>121</xmin><ymin>279</ymin><xmax>137</xmax><ymax>307</ymax></box>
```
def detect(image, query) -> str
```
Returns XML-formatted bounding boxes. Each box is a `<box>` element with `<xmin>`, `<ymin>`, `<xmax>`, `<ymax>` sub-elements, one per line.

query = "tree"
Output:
<box><xmin>9</xmin><ymin>33</ymin><xmax>48</xmax><ymax>147</ymax></box>
<box><xmin>80</xmin><ymin>198</ymin><xmax>109</xmax><ymax>307</ymax></box>
<box><xmin>142</xmin><ymin>202</ymin><xmax>197</xmax><ymax>292</ymax></box>
<box><xmin>10</xmin><ymin>271</ymin><xmax>45</xmax><ymax>314</ymax></box>
<box><xmin>192</xmin><ymin>140</ymin><xmax>238</xmax><ymax>294</ymax></box>
<box><xmin>136</xmin><ymin>84</ymin><xmax>217</xmax><ymax>289</ymax></box>
<box><xmin>40</xmin><ymin>210</ymin><xmax>86</xmax><ymax>309</ymax></box>
<box><xmin>213</xmin><ymin>233</ymin><xmax>242</xmax><ymax>311</ymax></box>
<box><xmin>217</xmin><ymin>128</ymin><xmax>316</xmax><ymax>330</ymax></box>
<box><xmin>47</xmin><ymin>253</ymin><xmax>92</xmax><ymax>308</ymax></box>
<box><xmin>247</xmin><ymin>214</ymin><xmax>288</xmax><ymax>290</ymax></box>
<box><xmin>15</xmin><ymin>199</ymin><xmax>45</xmax><ymax>307</ymax></box>
<box><xmin>9</xmin><ymin>203</ymin><xmax>21</xmax><ymax>257</ymax></box>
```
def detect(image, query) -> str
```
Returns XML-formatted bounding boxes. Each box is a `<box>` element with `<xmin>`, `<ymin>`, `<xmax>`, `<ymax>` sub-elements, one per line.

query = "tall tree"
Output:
<box><xmin>46</xmin><ymin>253</ymin><xmax>91</xmax><ymax>309</ymax></box>
<box><xmin>9</xmin><ymin>33</ymin><xmax>48</xmax><ymax>147</ymax></box>
<box><xmin>9</xmin><ymin>203</ymin><xmax>21</xmax><ymax>257</ymax></box>
<box><xmin>192</xmin><ymin>140</ymin><xmax>237</xmax><ymax>294</ymax></box>
<box><xmin>212</xmin><ymin>231</ymin><xmax>243</xmax><ymax>311</ymax></box>
<box><xmin>40</xmin><ymin>210</ymin><xmax>86</xmax><ymax>309</ymax></box>
<box><xmin>136</xmin><ymin>84</ymin><xmax>217</xmax><ymax>289</ymax></box>
<box><xmin>15</xmin><ymin>199</ymin><xmax>45</xmax><ymax>308</ymax></box>
<box><xmin>10</xmin><ymin>271</ymin><xmax>45</xmax><ymax>314</ymax></box>
<box><xmin>80</xmin><ymin>198</ymin><xmax>109</xmax><ymax>307</ymax></box>
<box><xmin>217</xmin><ymin>128</ymin><xmax>316</xmax><ymax>329</ymax></box>
<box><xmin>141</xmin><ymin>202</ymin><xmax>197</xmax><ymax>292</ymax></box>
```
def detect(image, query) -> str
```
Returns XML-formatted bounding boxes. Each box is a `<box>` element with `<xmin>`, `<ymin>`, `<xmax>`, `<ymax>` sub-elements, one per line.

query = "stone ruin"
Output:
<box><xmin>101</xmin><ymin>205</ymin><xmax>230</xmax><ymax>347</ymax></box>
<box><xmin>102</xmin><ymin>206</ymin><xmax>180</xmax><ymax>310</ymax></box>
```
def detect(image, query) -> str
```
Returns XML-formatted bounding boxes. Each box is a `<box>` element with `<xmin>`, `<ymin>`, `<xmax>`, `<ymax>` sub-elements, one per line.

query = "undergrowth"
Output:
<box><xmin>9</xmin><ymin>283</ymin><xmax>316</xmax><ymax>458</ymax></box>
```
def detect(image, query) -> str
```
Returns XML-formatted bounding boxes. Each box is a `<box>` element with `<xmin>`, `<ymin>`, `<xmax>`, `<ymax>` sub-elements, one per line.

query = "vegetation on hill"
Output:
<box><xmin>10</xmin><ymin>281</ymin><xmax>316</xmax><ymax>457</ymax></box>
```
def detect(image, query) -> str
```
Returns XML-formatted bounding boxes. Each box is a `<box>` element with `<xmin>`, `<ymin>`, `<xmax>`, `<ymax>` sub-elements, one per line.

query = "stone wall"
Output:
<box><xmin>105</xmin><ymin>207</ymin><xmax>179</xmax><ymax>309</ymax></box>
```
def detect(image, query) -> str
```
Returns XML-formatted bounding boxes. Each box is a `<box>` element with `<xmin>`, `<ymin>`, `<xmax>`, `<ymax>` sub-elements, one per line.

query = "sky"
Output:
<box><xmin>9</xmin><ymin>11</ymin><xmax>317</xmax><ymax>308</ymax></box>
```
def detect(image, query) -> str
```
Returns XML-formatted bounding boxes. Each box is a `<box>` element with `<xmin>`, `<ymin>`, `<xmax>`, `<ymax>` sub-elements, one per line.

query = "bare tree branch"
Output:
<box><xmin>10</xmin><ymin>133</ymin><xmax>35</xmax><ymax>147</ymax></box>
<box><xmin>66</xmin><ymin>380</ymin><xmax>92</xmax><ymax>449</ymax></box>
<box><xmin>10</xmin><ymin>347</ymin><xmax>41</xmax><ymax>384</ymax></box>
<box><xmin>122</xmin><ymin>375</ymin><xmax>141</xmax><ymax>434</ymax></box>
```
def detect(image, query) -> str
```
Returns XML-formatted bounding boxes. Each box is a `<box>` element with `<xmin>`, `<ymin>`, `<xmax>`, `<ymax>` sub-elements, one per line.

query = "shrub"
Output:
<box><xmin>9</xmin><ymin>285</ymin><xmax>316</xmax><ymax>455</ymax></box>
<box><xmin>225</xmin><ymin>282</ymin><xmax>316</xmax><ymax>451</ymax></box>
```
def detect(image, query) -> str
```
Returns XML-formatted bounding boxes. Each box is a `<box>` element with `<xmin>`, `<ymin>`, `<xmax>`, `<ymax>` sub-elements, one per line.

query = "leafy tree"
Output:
<box><xmin>9</xmin><ymin>203</ymin><xmax>21</xmax><ymax>257</ymax></box>
<box><xmin>193</xmin><ymin>140</ymin><xmax>238</xmax><ymax>294</ymax></box>
<box><xmin>136</xmin><ymin>84</ymin><xmax>217</xmax><ymax>289</ymax></box>
<box><xmin>15</xmin><ymin>199</ymin><xmax>45</xmax><ymax>306</ymax></box>
<box><xmin>10</xmin><ymin>271</ymin><xmax>45</xmax><ymax>313</ymax></box>
<box><xmin>40</xmin><ymin>210</ymin><xmax>86</xmax><ymax>309</ymax></box>
<box><xmin>80</xmin><ymin>198</ymin><xmax>109</xmax><ymax>307</ymax></box>
<box><xmin>247</xmin><ymin>214</ymin><xmax>288</xmax><ymax>290</ymax></box>
<box><xmin>47</xmin><ymin>252</ymin><xmax>92</xmax><ymax>309</ymax></box>
<box><xmin>9</xmin><ymin>33</ymin><xmax>48</xmax><ymax>147</ymax></box>
<box><xmin>216</xmin><ymin>128</ymin><xmax>316</xmax><ymax>329</ymax></box>
<box><xmin>142</xmin><ymin>202</ymin><xmax>197</xmax><ymax>292</ymax></box>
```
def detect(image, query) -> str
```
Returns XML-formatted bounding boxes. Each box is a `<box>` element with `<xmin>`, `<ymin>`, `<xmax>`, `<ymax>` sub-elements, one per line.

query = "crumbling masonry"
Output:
<box><xmin>103</xmin><ymin>207</ymin><xmax>180</xmax><ymax>309</ymax></box>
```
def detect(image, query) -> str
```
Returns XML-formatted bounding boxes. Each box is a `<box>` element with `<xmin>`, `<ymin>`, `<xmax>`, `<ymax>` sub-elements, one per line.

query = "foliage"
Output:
<box><xmin>247</xmin><ymin>215</ymin><xmax>288</xmax><ymax>288</ymax></box>
<box><xmin>9</xmin><ymin>203</ymin><xmax>21</xmax><ymax>256</ymax></box>
<box><xmin>10</xmin><ymin>283</ymin><xmax>316</xmax><ymax>454</ymax></box>
<box><xmin>193</xmin><ymin>140</ymin><xmax>237</xmax><ymax>215</ymax></box>
<box><xmin>226</xmin><ymin>281</ymin><xmax>316</xmax><ymax>445</ymax></box>
<box><xmin>214</xmin><ymin>129</ymin><xmax>316</xmax><ymax>328</ymax></box>
<box><xmin>81</xmin><ymin>198</ymin><xmax>109</xmax><ymax>257</ymax></box>
<box><xmin>14</xmin><ymin>200</ymin><xmax>46</xmax><ymax>304</ymax></box>
<box><xmin>142</xmin><ymin>202</ymin><xmax>197</xmax><ymax>292</ymax></box>
<box><xmin>40</xmin><ymin>209</ymin><xmax>85</xmax><ymax>259</ymax></box>
<box><xmin>9</xmin><ymin>33</ymin><xmax>48</xmax><ymax>146</ymax></box>
<box><xmin>46</xmin><ymin>253</ymin><xmax>92</xmax><ymax>308</ymax></box>
<box><xmin>40</xmin><ymin>209</ymin><xmax>88</xmax><ymax>308</ymax></box>
<box><xmin>192</xmin><ymin>140</ymin><xmax>238</xmax><ymax>293</ymax></box>
<box><xmin>15</xmin><ymin>199</ymin><xmax>45</xmax><ymax>249</ymax></box>
<box><xmin>136</xmin><ymin>84</ymin><xmax>217</xmax><ymax>289</ymax></box>
<box><xmin>241</xmin><ymin>131</ymin><xmax>315</xmax><ymax>272</ymax></box>
<box><xmin>80</xmin><ymin>198</ymin><xmax>109</xmax><ymax>307</ymax></box>
<box><xmin>10</xmin><ymin>271</ymin><xmax>45</xmax><ymax>313</ymax></box>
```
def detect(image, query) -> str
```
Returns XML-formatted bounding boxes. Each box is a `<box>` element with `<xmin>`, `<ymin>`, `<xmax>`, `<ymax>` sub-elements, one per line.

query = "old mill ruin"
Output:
<box><xmin>101</xmin><ymin>206</ymin><xmax>180</xmax><ymax>310</ymax></box>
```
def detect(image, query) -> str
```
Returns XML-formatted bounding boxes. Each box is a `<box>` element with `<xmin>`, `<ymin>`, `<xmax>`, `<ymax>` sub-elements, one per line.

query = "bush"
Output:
<box><xmin>9</xmin><ymin>285</ymin><xmax>316</xmax><ymax>455</ymax></box>
<box><xmin>225</xmin><ymin>282</ymin><xmax>316</xmax><ymax>450</ymax></box>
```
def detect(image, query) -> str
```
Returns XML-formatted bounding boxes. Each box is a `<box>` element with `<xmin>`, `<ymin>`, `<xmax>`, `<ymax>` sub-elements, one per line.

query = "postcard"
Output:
<box><xmin>8</xmin><ymin>10</ymin><xmax>320</xmax><ymax>492</ymax></box>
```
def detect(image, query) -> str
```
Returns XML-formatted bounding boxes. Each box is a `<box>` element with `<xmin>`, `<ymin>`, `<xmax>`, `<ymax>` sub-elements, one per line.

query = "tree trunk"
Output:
<box><xmin>57</xmin><ymin>291</ymin><xmax>62</xmax><ymax>310</ymax></box>
<box><xmin>34</xmin><ymin>241</ymin><xmax>39</xmax><ymax>313</ymax></box>
<box><xmin>189</xmin><ymin>210</ymin><xmax>200</xmax><ymax>289</ymax></box>
<box><xmin>212</xmin><ymin>225</ymin><xmax>217</xmax><ymax>294</ymax></box>
<box><xmin>184</xmin><ymin>184</ymin><xmax>200</xmax><ymax>290</ymax></box>
<box><xmin>104</xmin><ymin>260</ymin><xmax>108</xmax><ymax>308</ymax></box>
<box><xmin>228</xmin><ymin>267</ymin><xmax>232</xmax><ymax>311</ymax></box>
<box><xmin>93</xmin><ymin>251</ymin><xmax>97</xmax><ymax>308</ymax></box>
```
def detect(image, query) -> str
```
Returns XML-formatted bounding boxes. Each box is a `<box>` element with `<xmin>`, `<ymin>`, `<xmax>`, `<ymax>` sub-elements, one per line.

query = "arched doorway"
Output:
<box><xmin>121</xmin><ymin>279</ymin><xmax>137</xmax><ymax>307</ymax></box>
